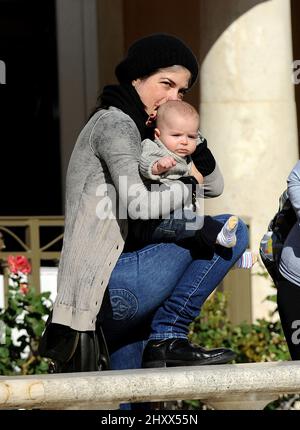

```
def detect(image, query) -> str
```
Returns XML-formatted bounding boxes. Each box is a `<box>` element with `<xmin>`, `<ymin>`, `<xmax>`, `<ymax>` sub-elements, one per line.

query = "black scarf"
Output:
<box><xmin>95</xmin><ymin>84</ymin><xmax>155</xmax><ymax>140</ymax></box>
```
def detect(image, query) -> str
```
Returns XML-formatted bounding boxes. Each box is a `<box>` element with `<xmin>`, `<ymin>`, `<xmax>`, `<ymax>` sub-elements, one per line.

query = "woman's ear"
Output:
<box><xmin>154</xmin><ymin>128</ymin><xmax>160</xmax><ymax>139</ymax></box>
<box><xmin>132</xmin><ymin>79</ymin><xmax>140</xmax><ymax>88</ymax></box>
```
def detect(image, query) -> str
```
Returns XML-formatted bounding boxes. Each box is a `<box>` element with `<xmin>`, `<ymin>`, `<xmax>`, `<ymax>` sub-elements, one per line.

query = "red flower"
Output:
<box><xmin>7</xmin><ymin>255</ymin><xmax>31</xmax><ymax>275</ymax></box>
<box><xmin>20</xmin><ymin>284</ymin><xmax>29</xmax><ymax>294</ymax></box>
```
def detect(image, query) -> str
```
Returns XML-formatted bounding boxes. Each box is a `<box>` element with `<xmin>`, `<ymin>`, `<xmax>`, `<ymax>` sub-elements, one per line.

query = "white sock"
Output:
<box><xmin>234</xmin><ymin>251</ymin><xmax>258</xmax><ymax>269</ymax></box>
<box><xmin>216</xmin><ymin>216</ymin><xmax>238</xmax><ymax>248</ymax></box>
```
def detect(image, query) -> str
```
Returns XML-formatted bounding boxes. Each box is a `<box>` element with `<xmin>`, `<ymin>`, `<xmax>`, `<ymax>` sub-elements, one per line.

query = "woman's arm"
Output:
<box><xmin>191</xmin><ymin>136</ymin><xmax>224</xmax><ymax>197</ymax></box>
<box><xmin>90</xmin><ymin>110</ymin><xmax>189</xmax><ymax>220</ymax></box>
<box><xmin>202</xmin><ymin>164</ymin><xmax>224</xmax><ymax>197</ymax></box>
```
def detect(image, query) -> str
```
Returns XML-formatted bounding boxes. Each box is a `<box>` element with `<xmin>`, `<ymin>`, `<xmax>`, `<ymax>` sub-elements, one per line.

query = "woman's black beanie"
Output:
<box><xmin>115</xmin><ymin>33</ymin><xmax>199</xmax><ymax>87</ymax></box>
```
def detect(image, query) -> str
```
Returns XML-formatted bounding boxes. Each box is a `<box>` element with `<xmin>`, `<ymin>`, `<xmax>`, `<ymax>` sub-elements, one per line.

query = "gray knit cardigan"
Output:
<box><xmin>52</xmin><ymin>107</ymin><xmax>224</xmax><ymax>331</ymax></box>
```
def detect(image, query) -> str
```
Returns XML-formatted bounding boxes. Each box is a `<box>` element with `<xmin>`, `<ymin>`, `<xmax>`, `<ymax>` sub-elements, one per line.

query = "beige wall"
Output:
<box><xmin>291</xmin><ymin>0</ymin><xmax>300</xmax><ymax>152</ymax></box>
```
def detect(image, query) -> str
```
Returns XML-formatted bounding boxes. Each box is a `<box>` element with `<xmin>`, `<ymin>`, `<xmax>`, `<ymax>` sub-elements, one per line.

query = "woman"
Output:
<box><xmin>51</xmin><ymin>33</ymin><xmax>249</xmax><ymax>370</ymax></box>
<box><xmin>277</xmin><ymin>160</ymin><xmax>300</xmax><ymax>360</ymax></box>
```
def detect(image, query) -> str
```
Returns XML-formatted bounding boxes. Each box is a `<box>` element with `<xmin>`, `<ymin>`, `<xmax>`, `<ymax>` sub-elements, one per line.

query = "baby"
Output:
<box><xmin>135</xmin><ymin>100</ymin><xmax>256</xmax><ymax>267</ymax></box>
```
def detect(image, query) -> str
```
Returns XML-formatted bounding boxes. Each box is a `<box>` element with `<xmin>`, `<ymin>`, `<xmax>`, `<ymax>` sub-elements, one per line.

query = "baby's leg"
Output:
<box><xmin>234</xmin><ymin>251</ymin><xmax>258</xmax><ymax>269</ymax></box>
<box><xmin>216</xmin><ymin>216</ymin><xmax>238</xmax><ymax>248</ymax></box>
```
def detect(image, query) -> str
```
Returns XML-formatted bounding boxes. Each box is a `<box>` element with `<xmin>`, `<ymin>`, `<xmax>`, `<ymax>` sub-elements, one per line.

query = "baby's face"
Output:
<box><xmin>158</xmin><ymin>113</ymin><xmax>198</xmax><ymax>157</ymax></box>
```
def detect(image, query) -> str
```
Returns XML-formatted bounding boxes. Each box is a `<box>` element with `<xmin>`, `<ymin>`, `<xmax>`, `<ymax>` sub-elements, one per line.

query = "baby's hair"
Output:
<box><xmin>156</xmin><ymin>100</ymin><xmax>199</xmax><ymax>129</ymax></box>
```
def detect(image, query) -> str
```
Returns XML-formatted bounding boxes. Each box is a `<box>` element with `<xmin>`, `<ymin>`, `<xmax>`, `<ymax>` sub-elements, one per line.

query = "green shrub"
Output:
<box><xmin>0</xmin><ymin>256</ymin><xmax>51</xmax><ymax>375</ymax></box>
<box><xmin>189</xmin><ymin>290</ymin><xmax>289</xmax><ymax>363</ymax></box>
<box><xmin>182</xmin><ymin>289</ymin><xmax>291</xmax><ymax>410</ymax></box>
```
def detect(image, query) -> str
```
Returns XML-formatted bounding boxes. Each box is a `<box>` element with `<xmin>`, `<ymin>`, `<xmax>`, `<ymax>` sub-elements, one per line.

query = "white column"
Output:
<box><xmin>199</xmin><ymin>0</ymin><xmax>298</xmax><ymax>320</ymax></box>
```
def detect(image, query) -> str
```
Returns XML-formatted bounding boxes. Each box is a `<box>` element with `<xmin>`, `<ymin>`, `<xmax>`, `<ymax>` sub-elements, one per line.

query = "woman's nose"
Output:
<box><xmin>168</xmin><ymin>89</ymin><xmax>181</xmax><ymax>101</ymax></box>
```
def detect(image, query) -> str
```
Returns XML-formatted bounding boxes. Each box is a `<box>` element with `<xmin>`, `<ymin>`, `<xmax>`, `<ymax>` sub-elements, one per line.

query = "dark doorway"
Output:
<box><xmin>0</xmin><ymin>0</ymin><xmax>61</xmax><ymax>215</ymax></box>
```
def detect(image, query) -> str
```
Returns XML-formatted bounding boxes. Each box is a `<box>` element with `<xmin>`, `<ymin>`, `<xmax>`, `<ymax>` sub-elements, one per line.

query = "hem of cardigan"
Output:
<box><xmin>52</xmin><ymin>303</ymin><xmax>96</xmax><ymax>331</ymax></box>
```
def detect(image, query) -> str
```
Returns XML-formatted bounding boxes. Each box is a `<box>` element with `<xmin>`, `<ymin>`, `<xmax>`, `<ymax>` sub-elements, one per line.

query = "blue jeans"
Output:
<box><xmin>132</xmin><ymin>208</ymin><xmax>205</xmax><ymax>242</ymax></box>
<box><xmin>132</xmin><ymin>208</ymin><xmax>223</xmax><ymax>249</ymax></box>
<box><xmin>101</xmin><ymin>215</ymin><xmax>249</xmax><ymax>371</ymax></box>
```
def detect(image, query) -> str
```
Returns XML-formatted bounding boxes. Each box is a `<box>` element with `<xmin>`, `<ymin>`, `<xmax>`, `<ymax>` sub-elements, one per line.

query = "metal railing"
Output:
<box><xmin>0</xmin><ymin>361</ymin><xmax>300</xmax><ymax>410</ymax></box>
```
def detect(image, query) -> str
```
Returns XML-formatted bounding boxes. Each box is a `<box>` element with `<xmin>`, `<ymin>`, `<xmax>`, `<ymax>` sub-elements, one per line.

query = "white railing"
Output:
<box><xmin>0</xmin><ymin>361</ymin><xmax>300</xmax><ymax>410</ymax></box>
<box><xmin>0</xmin><ymin>216</ymin><xmax>64</xmax><ymax>300</ymax></box>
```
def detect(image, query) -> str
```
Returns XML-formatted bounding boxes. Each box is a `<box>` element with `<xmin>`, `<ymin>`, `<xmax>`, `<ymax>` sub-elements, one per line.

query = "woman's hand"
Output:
<box><xmin>152</xmin><ymin>156</ymin><xmax>177</xmax><ymax>175</ymax></box>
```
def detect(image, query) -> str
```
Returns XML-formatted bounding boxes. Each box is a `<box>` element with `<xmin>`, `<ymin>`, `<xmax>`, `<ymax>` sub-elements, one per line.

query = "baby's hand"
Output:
<box><xmin>152</xmin><ymin>156</ymin><xmax>177</xmax><ymax>175</ymax></box>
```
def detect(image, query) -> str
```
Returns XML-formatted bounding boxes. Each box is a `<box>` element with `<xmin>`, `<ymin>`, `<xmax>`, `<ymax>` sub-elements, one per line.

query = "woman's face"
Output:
<box><xmin>132</xmin><ymin>66</ymin><xmax>191</xmax><ymax>115</ymax></box>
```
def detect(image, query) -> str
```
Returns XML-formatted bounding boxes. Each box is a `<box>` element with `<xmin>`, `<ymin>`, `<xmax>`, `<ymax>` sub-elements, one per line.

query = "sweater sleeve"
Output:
<box><xmin>287</xmin><ymin>160</ymin><xmax>300</xmax><ymax>221</ymax></box>
<box><xmin>203</xmin><ymin>163</ymin><xmax>224</xmax><ymax>197</ymax></box>
<box><xmin>90</xmin><ymin>110</ymin><xmax>189</xmax><ymax>220</ymax></box>
<box><xmin>192</xmin><ymin>133</ymin><xmax>224</xmax><ymax>197</ymax></box>
<box><xmin>139</xmin><ymin>139</ymin><xmax>164</xmax><ymax>181</ymax></box>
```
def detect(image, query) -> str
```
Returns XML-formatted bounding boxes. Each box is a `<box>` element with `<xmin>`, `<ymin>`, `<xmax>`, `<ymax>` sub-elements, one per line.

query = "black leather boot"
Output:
<box><xmin>142</xmin><ymin>338</ymin><xmax>236</xmax><ymax>368</ymax></box>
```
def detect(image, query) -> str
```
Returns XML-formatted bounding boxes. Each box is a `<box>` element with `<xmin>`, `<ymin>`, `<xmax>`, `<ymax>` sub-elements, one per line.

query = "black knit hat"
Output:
<box><xmin>115</xmin><ymin>33</ymin><xmax>199</xmax><ymax>87</ymax></box>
